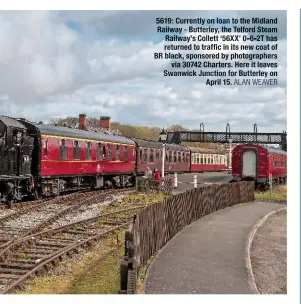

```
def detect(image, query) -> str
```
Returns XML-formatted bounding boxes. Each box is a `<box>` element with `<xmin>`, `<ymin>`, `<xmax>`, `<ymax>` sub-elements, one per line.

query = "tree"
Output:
<box><xmin>49</xmin><ymin>116</ymin><xmax>78</xmax><ymax>128</ymax></box>
<box><xmin>168</xmin><ymin>125</ymin><xmax>187</xmax><ymax>132</ymax></box>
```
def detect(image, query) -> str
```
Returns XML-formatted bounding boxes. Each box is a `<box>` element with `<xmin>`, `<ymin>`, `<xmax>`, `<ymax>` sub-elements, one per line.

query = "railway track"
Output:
<box><xmin>0</xmin><ymin>205</ymin><xmax>146</xmax><ymax>294</ymax></box>
<box><xmin>0</xmin><ymin>189</ymin><xmax>91</xmax><ymax>211</ymax></box>
<box><xmin>0</xmin><ymin>188</ymin><xmax>133</xmax><ymax>250</ymax></box>
<box><xmin>0</xmin><ymin>190</ymin><xmax>92</xmax><ymax>221</ymax></box>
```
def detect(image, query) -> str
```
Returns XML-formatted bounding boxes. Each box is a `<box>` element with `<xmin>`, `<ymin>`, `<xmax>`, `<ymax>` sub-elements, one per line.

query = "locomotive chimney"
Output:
<box><xmin>99</xmin><ymin>116</ymin><xmax>111</xmax><ymax>130</ymax></box>
<box><xmin>79</xmin><ymin>114</ymin><xmax>87</xmax><ymax>130</ymax></box>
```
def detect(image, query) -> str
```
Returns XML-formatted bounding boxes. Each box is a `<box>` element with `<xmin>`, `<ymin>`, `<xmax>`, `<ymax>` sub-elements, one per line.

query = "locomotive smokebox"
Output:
<box><xmin>79</xmin><ymin>114</ymin><xmax>87</xmax><ymax>130</ymax></box>
<box><xmin>100</xmin><ymin>116</ymin><xmax>111</xmax><ymax>130</ymax></box>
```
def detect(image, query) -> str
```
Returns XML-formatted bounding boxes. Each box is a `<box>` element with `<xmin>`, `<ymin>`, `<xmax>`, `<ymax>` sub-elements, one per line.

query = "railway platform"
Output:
<box><xmin>144</xmin><ymin>201</ymin><xmax>285</xmax><ymax>294</ymax></box>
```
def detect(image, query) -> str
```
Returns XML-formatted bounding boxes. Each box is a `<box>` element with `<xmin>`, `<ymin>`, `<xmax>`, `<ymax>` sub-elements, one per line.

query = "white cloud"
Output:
<box><xmin>0</xmin><ymin>10</ymin><xmax>286</xmax><ymax>133</ymax></box>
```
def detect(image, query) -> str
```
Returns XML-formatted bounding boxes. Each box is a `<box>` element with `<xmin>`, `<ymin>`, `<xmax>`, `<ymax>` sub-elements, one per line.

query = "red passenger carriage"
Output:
<box><xmin>164</xmin><ymin>144</ymin><xmax>190</xmax><ymax>174</ymax></box>
<box><xmin>21</xmin><ymin>121</ymin><xmax>136</xmax><ymax>197</ymax></box>
<box><xmin>134</xmin><ymin>139</ymin><xmax>163</xmax><ymax>175</ymax></box>
<box><xmin>189</xmin><ymin>147</ymin><xmax>227</xmax><ymax>172</ymax></box>
<box><xmin>231</xmin><ymin>144</ymin><xmax>287</xmax><ymax>190</ymax></box>
<box><xmin>133</xmin><ymin>139</ymin><xmax>190</xmax><ymax>175</ymax></box>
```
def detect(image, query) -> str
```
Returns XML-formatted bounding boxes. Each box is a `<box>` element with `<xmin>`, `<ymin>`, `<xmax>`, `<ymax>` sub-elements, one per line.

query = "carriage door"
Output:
<box><xmin>242</xmin><ymin>150</ymin><xmax>257</xmax><ymax>177</ymax></box>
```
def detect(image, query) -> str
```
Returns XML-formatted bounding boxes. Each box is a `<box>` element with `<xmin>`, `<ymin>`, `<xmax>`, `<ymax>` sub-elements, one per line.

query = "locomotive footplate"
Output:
<box><xmin>0</xmin><ymin>175</ymin><xmax>32</xmax><ymax>181</ymax></box>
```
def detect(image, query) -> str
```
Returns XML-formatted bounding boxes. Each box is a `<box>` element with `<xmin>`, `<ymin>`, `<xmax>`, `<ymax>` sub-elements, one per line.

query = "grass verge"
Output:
<box><xmin>255</xmin><ymin>184</ymin><xmax>287</xmax><ymax>202</ymax></box>
<box><xmin>16</xmin><ymin>231</ymin><xmax>125</xmax><ymax>294</ymax></box>
<box><xmin>136</xmin><ymin>253</ymin><xmax>157</xmax><ymax>294</ymax></box>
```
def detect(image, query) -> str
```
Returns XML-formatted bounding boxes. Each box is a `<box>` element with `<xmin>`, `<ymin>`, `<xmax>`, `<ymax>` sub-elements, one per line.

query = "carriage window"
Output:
<box><xmin>150</xmin><ymin>149</ymin><xmax>154</xmax><ymax>162</ymax></box>
<box><xmin>169</xmin><ymin>151</ymin><xmax>173</xmax><ymax>163</ymax></box>
<box><xmin>124</xmin><ymin>146</ymin><xmax>128</xmax><ymax>162</ymax></box>
<box><xmin>143</xmin><ymin>149</ymin><xmax>147</xmax><ymax>162</ymax></box>
<box><xmin>86</xmin><ymin>142</ymin><xmax>92</xmax><ymax>160</ymax></box>
<box><xmin>156</xmin><ymin>150</ymin><xmax>160</xmax><ymax>160</ymax></box>
<box><xmin>116</xmin><ymin>145</ymin><xmax>120</xmax><ymax>160</ymax></box>
<box><xmin>139</xmin><ymin>149</ymin><xmax>142</xmax><ymax>161</ymax></box>
<box><xmin>73</xmin><ymin>140</ymin><xmax>80</xmax><ymax>160</ymax></box>
<box><xmin>107</xmin><ymin>144</ymin><xmax>112</xmax><ymax>161</ymax></box>
<box><xmin>97</xmin><ymin>143</ymin><xmax>102</xmax><ymax>160</ymax></box>
<box><xmin>43</xmin><ymin>140</ymin><xmax>48</xmax><ymax>156</ymax></box>
<box><xmin>174</xmin><ymin>151</ymin><xmax>177</xmax><ymax>163</ymax></box>
<box><xmin>200</xmin><ymin>154</ymin><xmax>204</xmax><ymax>164</ymax></box>
<box><xmin>165</xmin><ymin>151</ymin><xmax>169</xmax><ymax>162</ymax></box>
<box><xmin>60</xmin><ymin>139</ymin><xmax>67</xmax><ymax>160</ymax></box>
<box><xmin>103</xmin><ymin>145</ymin><xmax>107</xmax><ymax>159</ymax></box>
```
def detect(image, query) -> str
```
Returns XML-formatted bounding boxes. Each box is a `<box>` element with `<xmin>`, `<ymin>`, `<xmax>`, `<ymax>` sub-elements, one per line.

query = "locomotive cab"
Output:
<box><xmin>0</xmin><ymin>116</ymin><xmax>34</xmax><ymax>206</ymax></box>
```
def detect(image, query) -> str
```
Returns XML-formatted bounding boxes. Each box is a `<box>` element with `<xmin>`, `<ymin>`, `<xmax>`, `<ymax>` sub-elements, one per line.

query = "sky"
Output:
<box><xmin>0</xmin><ymin>10</ymin><xmax>286</xmax><ymax>132</ymax></box>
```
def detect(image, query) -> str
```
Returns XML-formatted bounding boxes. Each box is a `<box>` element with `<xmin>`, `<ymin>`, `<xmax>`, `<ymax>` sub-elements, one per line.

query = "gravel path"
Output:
<box><xmin>250</xmin><ymin>209</ymin><xmax>287</xmax><ymax>294</ymax></box>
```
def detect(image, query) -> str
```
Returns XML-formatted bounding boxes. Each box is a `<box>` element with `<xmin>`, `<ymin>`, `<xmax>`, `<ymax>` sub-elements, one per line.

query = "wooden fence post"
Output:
<box><xmin>118</xmin><ymin>230</ymin><xmax>131</xmax><ymax>294</ymax></box>
<box><xmin>127</xmin><ymin>215</ymin><xmax>137</xmax><ymax>294</ymax></box>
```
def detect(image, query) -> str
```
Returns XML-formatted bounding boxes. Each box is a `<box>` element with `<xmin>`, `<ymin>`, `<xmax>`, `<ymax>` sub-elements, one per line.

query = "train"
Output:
<box><xmin>231</xmin><ymin>144</ymin><xmax>287</xmax><ymax>190</ymax></box>
<box><xmin>0</xmin><ymin>115</ymin><xmax>228</xmax><ymax>206</ymax></box>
